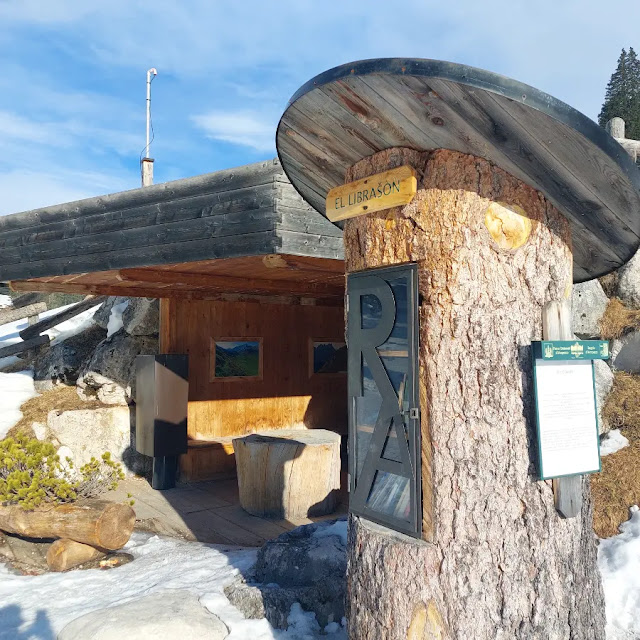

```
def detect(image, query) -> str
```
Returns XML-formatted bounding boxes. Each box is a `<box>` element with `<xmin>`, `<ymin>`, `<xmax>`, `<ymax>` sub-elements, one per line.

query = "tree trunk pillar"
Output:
<box><xmin>344</xmin><ymin>148</ymin><xmax>605</xmax><ymax>639</ymax></box>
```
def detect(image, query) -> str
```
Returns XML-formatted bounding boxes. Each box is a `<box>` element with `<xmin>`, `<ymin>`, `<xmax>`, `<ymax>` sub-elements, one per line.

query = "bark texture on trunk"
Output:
<box><xmin>344</xmin><ymin>148</ymin><xmax>605</xmax><ymax>640</ymax></box>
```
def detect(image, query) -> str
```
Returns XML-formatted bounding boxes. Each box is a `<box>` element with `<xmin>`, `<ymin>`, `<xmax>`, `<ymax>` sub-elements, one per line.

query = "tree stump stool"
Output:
<box><xmin>233</xmin><ymin>429</ymin><xmax>341</xmax><ymax>519</ymax></box>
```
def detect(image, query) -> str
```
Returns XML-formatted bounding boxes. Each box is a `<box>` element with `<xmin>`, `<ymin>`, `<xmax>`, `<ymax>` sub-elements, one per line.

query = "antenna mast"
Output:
<box><xmin>142</xmin><ymin>67</ymin><xmax>157</xmax><ymax>186</ymax></box>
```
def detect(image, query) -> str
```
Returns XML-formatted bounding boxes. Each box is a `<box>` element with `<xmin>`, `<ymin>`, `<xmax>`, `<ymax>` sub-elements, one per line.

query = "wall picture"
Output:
<box><xmin>311</xmin><ymin>340</ymin><xmax>347</xmax><ymax>375</ymax></box>
<box><xmin>211</xmin><ymin>338</ymin><xmax>262</xmax><ymax>380</ymax></box>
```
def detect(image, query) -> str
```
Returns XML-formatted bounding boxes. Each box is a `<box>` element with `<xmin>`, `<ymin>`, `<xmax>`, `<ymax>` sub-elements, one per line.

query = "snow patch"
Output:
<box><xmin>598</xmin><ymin>505</ymin><xmax>640</xmax><ymax>639</ymax></box>
<box><xmin>312</xmin><ymin>520</ymin><xmax>347</xmax><ymax>546</ymax></box>
<box><xmin>600</xmin><ymin>429</ymin><xmax>630</xmax><ymax>457</ymax></box>
<box><xmin>0</xmin><ymin>370</ymin><xmax>38</xmax><ymax>438</ymax></box>
<box><xmin>0</xmin><ymin>295</ymin><xmax>12</xmax><ymax>308</ymax></box>
<box><xmin>0</xmin><ymin>532</ymin><xmax>345</xmax><ymax>639</ymax></box>
<box><xmin>47</xmin><ymin>305</ymin><xmax>101</xmax><ymax>345</ymax></box>
<box><xmin>107</xmin><ymin>300</ymin><xmax>129</xmax><ymax>337</ymax></box>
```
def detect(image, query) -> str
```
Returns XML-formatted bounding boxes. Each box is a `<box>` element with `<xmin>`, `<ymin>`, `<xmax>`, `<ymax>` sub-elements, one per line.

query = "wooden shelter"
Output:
<box><xmin>0</xmin><ymin>158</ymin><xmax>348</xmax><ymax>481</ymax></box>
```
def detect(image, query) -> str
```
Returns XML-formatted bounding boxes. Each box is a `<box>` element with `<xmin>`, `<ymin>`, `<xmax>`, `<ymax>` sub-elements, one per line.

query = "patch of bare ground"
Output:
<box><xmin>599</xmin><ymin>297</ymin><xmax>640</xmax><ymax>339</ymax></box>
<box><xmin>7</xmin><ymin>385</ymin><xmax>109</xmax><ymax>439</ymax></box>
<box><xmin>592</xmin><ymin>372</ymin><xmax>640</xmax><ymax>538</ymax></box>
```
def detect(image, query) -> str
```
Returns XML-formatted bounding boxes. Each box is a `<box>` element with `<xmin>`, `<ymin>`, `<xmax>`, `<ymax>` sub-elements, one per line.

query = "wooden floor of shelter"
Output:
<box><xmin>109</xmin><ymin>476</ymin><xmax>348</xmax><ymax>547</ymax></box>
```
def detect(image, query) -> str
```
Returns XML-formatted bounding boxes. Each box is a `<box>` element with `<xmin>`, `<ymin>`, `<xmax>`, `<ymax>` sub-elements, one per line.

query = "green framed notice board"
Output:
<box><xmin>532</xmin><ymin>340</ymin><xmax>609</xmax><ymax>480</ymax></box>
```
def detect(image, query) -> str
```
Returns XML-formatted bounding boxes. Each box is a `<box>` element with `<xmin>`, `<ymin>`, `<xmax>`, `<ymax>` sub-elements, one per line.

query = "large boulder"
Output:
<box><xmin>123</xmin><ymin>298</ymin><xmax>159</xmax><ymax>336</ymax></box>
<box><xmin>92</xmin><ymin>297</ymin><xmax>130</xmax><ymax>331</ymax></box>
<box><xmin>594</xmin><ymin>359</ymin><xmax>614</xmax><ymax>434</ymax></box>
<box><xmin>32</xmin><ymin>324</ymin><xmax>107</xmax><ymax>392</ymax></box>
<box><xmin>610</xmin><ymin>330</ymin><xmax>640</xmax><ymax>374</ymax></box>
<box><xmin>616</xmin><ymin>249</ymin><xmax>640</xmax><ymax>309</ymax></box>
<box><xmin>47</xmin><ymin>406</ymin><xmax>131</xmax><ymax>470</ymax></box>
<box><xmin>572</xmin><ymin>280</ymin><xmax>609</xmax><ymax>338</ymax></box>
<box><xmin>77</xmin><ymin>330</ymin><xmax>158</xmax><ymax>404</ymax></box>
<box><xmin>224</xmin><ymin>519</ymin><xmax>346</xmax><ymax>629</ymax></box>
<box><xmin>57</xmin><ymin>590</ymin><xmax>228</xmax><ymax>640</ymax></box>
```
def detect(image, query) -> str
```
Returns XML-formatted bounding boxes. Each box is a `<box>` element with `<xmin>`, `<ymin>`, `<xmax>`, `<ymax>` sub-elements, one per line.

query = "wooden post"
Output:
<box><xmin>542</xmin><ymin>300</ymin><xmax>583</xmax><ymax>518</ymax></box>
<box><xmin>344</xmin><ymin>148</ymin><xmax>605</xmax><ymax>639</ymax></box>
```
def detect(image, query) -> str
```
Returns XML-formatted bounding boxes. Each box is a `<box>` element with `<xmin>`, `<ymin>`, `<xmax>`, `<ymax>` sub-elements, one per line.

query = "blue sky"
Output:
<box><xmin>0</xmin><ymin>0</ymin><xmax>638</xmax><ymax>215</ymax></box>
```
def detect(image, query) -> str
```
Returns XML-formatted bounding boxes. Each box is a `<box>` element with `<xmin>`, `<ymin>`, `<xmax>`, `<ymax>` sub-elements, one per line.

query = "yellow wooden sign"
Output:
<box><xmin>326</xmin><ymin>165</ymin><xmax>417</xmax><ymax>222</ymax></box>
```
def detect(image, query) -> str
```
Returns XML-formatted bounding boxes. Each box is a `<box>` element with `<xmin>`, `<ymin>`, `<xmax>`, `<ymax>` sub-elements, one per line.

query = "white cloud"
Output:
<box><xmin>191</xmin><ymin>110</ymin><xmax>276</xmax><ymax>152</ymax></box>
<box><xmin>0</xmin><ymin>169</ymin><xmax>132</xmax><ymax>216</ymax></box>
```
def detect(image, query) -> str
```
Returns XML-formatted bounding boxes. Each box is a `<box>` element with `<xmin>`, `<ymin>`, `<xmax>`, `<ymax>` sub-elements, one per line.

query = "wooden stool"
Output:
<box><xmin>233</xmin><ymin>429</ymin><xmax>341</xmax><ymax>519</ymax></box>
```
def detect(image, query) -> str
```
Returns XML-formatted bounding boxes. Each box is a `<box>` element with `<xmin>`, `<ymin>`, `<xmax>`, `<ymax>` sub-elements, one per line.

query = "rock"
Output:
<box><xmin>32</xmin><ymin>422</ymin><xmax>47</xmax><ymax>440</ymax></box>
<box><xmin>611</xmin><ymin>330</ymin><xmax>640</xmax><ymax>374</ymax></box>
<box><xmin>224</xmin><ymin>519</ymin><xmax>346</xmax><ymax>629</ymax></box>
<box><xmin>77</xmin><ymin>330</ymin><xmax>158</xmax><ymax>404</ymax></box>
<box><xmin>594</xmin><ymin>359</ymin><xmax>614</xmax><ymax>434</ymax></box>
<box><xmin>77</xmin><ymin>372</ymin><xmax>128</xmax><ymax>406</ymax></box>
<box><xmin>122</xmin><ymin>298</ymin><xmax>159</xmax><ymax>336</ymax></box>
<box><xmin>48</xmin><ymin>407</ymin><xmax>131</xmax><ymax>471</ymax></box>
<box><xmin>572</xmin><ymin>280</ymin><xmax>609</xmax><ymax>338</ymax></box>
<box><xmin>57</xmin><ymin>589</ymin><xmax>228</xmax><ymax>640</ymax></box>
<box><xmin>0</xmin><ymin>531</ymin><xmax>51</xmax><ymax>575</ymax></box>
<box><xmin>92</xmin><ymin>297</ymin><xmax>130</xmax><ymax>331</ymax></box>
<box><xmin>616</xmin><ymin>249</ymin><xmax>640</xmax><ymax>309</ymax></box>
<box><xmin>32</xmin><ymin>324</ymin><xmax>107</xmax><ymax>392</ymax></box>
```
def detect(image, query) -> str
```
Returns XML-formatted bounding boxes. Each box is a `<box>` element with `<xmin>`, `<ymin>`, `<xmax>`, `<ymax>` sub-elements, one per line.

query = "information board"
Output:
<box><xmin>532</xmin><ymin>341</ymin><xmax>607</xmax><ymax>479</ymax></box>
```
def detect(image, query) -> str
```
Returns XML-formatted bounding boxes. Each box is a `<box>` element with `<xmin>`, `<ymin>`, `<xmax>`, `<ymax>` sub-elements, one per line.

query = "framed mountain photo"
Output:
<box><xmin>310</xmin><ymin>339</ymin><xmax>347</xmax><ymax>376</ymax></box>
<box><xmin>211</xmin><ymin>338</ymin><xmax>263</xmax><ymax>381</ymax></box>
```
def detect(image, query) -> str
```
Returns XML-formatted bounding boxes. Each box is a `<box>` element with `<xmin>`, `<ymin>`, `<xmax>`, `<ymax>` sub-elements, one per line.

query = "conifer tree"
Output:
<box><xmin>599</xmin><ymin>47</ymin><xmax>640</xmax><ymax>139</ymax></box>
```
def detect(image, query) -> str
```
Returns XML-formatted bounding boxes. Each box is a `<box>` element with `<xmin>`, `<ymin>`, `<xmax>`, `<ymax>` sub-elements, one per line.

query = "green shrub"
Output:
<box><xmin>0</xmin><ymin>436</ymin><xmax>124</xmax><ymax>510</ymax></box>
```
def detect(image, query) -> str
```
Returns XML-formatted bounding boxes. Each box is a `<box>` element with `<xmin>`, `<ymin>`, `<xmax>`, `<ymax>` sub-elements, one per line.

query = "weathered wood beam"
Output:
<box><xmin>9</xmin><ymin>279</ymin><xmax>344</xmax><ymax>307</ymax></box>
<box><xmin>117</xmin><ymin>268</ymin><xmax>344</xmax><ymax>297</ymax></box>
<box><xmin>0</xmin><ymin>302</ymin><xmax>47</xmax><ymax>325</ymax></box>
<box><xmin>0</xmin><ymin>335</ymin><xmax>50</xmax><ymax>359</ymax></box>
<box><xmin>19</xmin><ymin>295</ymin><xmax>107</xmax><ymax>341</ymax></box>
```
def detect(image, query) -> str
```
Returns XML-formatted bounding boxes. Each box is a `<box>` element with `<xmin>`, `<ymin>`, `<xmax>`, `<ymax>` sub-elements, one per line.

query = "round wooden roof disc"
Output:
<box><xmin>276</xmin><ymin>58</ymin><xmax>640</xmax><ymax>282</ymax></box>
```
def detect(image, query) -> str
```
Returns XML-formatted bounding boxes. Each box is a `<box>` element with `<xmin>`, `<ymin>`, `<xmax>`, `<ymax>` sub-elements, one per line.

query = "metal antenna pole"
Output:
<box><xmin>142</xmin><ymin>68</ymin><xmax>157</xmax><ymax>187</ymax></box>
<box><xmin>145</xmin><ymin>68</ymin><xmax>157</xmax><ymax>159</ymax></box>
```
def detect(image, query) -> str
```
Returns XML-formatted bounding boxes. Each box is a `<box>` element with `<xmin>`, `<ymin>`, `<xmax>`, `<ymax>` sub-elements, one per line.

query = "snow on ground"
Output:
<box><xmin>601</xmin><ymin>429</ymin><xmax>630</xmax><ymax>457</ymax></box>
<box><xmin>0</xmin><ymin>533</ymin><xmax>346</xmax><ymax>640</ymax></box>
<box><xmin>312</xmin><ymin>519</ymin><xmax>347</xmax><ymax>545</ymax></box>
<box><xmin>0</xmin><ymin>295</ymin><xmax>12</xmax><ymax>309</ymax></box>
<box><xmin>598</xmin><ymin>505</ymin><xmax>640</xmax><ymax>639</ymax></box>
<box><xmin>106</xmin><ymin>300</ymin><xmax>129</xmax><ymax>337</ymax></box>
<box><xmin>0</xmin><ymin>370</ymin><xmax>37</xmax><ymax>439</ymax></box>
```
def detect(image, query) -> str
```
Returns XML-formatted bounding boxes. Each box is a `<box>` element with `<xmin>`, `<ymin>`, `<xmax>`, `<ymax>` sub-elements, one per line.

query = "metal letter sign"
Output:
<box><xmin>347</xmin><ymin>264</ymin><xmax>421</xmax><ymax>538</ymax></box>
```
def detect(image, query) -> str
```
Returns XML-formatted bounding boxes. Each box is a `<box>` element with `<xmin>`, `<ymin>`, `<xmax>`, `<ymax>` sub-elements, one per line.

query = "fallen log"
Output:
<box><xmin>12</xmin><ymin>292</ymin><xmax>47</xmax><ymax>309</ymax></box>
<box><xmin>0</xmin><ymin>335</ymin><xmax>50</xmax><ymax>359</ymax></box>
<box><xmin>0</xmin><ymin>500</ymin><xmax>135</xmax><ymax>551</ymax></box>
<box><xmin>20</xmin><ymin>295</ymin><xmax>107</xmax><ymax>341</ymax></box>
<box><xmin>47</xmin><ymin>538</ymin><xmax>106</xmax><ymax>572</ymax></box>
<box><xmin>0</xmin><ymin>302</ymin><xmax>47</xmax><ymax>326</ymax></box>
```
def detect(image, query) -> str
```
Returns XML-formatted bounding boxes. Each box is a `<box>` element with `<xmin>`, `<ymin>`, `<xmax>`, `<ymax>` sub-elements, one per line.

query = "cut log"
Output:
<box><xmin>0</xmin><ymin>302</ymin><xmax>47</xmax><ymax>326</ymax></box>
<box><xmin>233</xmin><ymin>429</ymin><xmax>341</xmax><ymax>519</ymax></box>
<box><xmin>0</xmin><ymin>335</ymin><xmax>50</xmax><ymax>359</ymax></box>
<box><xmin>343</xmin><ymin>148</ymin><xmax>605</xmax><ymax>639</ymax></box>
<box><xmin>46</xmin><ymin>538</ymin><xmax>106</xmax><ymax>572</ymax></box>
<box><xmin>0</xmin><ymin>500</ymin><xmax>135</xmax><ymax>551</ymax></box>
<box><xmin>19</xmin><ymin>295</ymin><xmax>106</xmax><ymax>341</ymax></box>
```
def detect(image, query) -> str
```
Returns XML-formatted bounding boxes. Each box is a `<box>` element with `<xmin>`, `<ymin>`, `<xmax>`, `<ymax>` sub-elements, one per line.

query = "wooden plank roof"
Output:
<box><xmin>0</xmin><ymin>159</ymin><xmax>345</xmax><ymax>300</ymax></box>
<box><xmin>276</xmin><ymin>58</ymin><xmax>640</xmax><ymax>282</ymax></box>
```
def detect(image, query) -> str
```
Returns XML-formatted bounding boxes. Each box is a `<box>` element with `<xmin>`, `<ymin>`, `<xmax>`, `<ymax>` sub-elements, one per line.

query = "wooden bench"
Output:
<box><xmin>233</xmin><ymin>429</ymin><xmax>341</xmax><ymax>519</ymax></box>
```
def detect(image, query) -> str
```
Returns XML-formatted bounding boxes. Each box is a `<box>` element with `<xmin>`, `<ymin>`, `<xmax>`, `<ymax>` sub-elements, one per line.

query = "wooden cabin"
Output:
<box><xmin>0</xmin><ymin>158</ymin><xmax>347</xmax><ymax>482</ymax></box>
